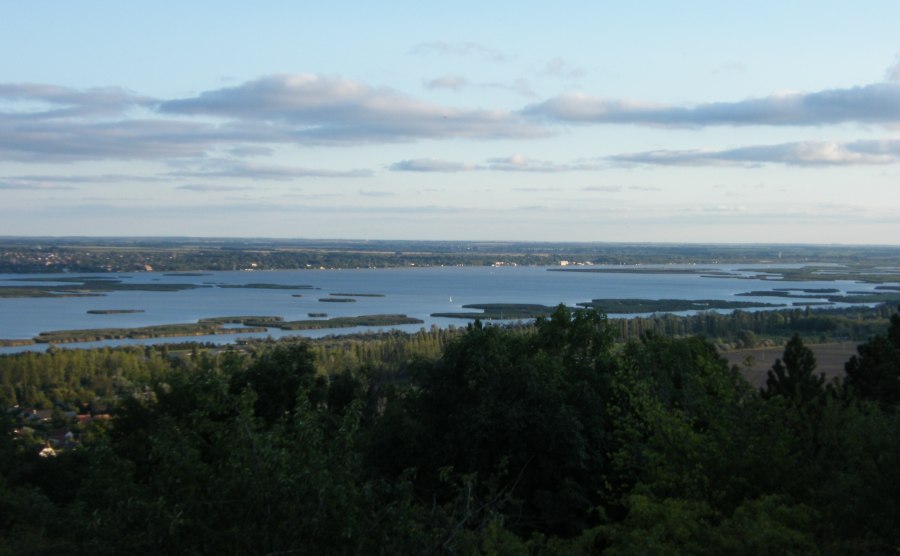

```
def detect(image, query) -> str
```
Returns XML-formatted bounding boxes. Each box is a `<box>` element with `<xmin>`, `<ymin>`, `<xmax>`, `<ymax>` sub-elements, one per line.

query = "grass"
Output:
<box><xmin>432</xmin><ymin>303</ymin><xmax>560</xmax><ymax>320</ymax></box>
<box><xmin>578</xmin><ymin>298</ymin><xmax>782</xmax><ymax>314</ymax></box>
<box><xmin>16</xmin><ymin>313</ymin><xmax>423</xmax><ymax>344</ymax></box>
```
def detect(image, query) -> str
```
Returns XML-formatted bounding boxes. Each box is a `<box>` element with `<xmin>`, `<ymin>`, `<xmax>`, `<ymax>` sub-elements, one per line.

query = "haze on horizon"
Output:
<box><xmin>1</xmin><ymin>1</ymin><xmax>899</xmax><ymax>245</ymax></box>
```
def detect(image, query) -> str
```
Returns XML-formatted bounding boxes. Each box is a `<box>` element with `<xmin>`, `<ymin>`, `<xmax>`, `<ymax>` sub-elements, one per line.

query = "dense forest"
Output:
<box><xmin>2</xmin><ymin>306</ymin><xmax>900</xmax><ymax>554</ymax></box>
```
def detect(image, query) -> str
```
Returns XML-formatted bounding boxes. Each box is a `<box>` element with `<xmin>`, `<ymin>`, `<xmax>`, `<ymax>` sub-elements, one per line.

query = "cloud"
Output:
<box><xmin>358</xmin><ymin>190</ymin><xmax>395</xmax><ymax>197</ymax></box>
<box><xmin>682</xmin><ymin>205</ymin><xmax>751</xmax><ymax>214</ymax></box>
<box><xmin>0</xmin><ymin>172</ymin><xmax>172</xmax><ymax>190</ymax></box>
<box><xmin>0</xmin><ymin>180</ymin><xmax>74</xmax><ymax>190</ymax></box>
<box><xmin>611</xmin><ymin>139</ymin><xmax>900</xmax><ymax>167</ymax></box>
<box><xmin>226</xmin><ymin>145</ymin><xmax>274</xmax><ymax>157</ymax></box>
<box><xmin>176</xmin><ymin>184</ymin><xmax>253</xmax><ymax>192</ymax></box>
<box><xmin>582</xmin><ymin>185</ymin><xmax>623</xmax><ymax>192</ymax></box>
<box><xmin>544</xmin><ymin>57</ymin><xmax>585</xmax><ymax>80</ymax></box>
<box><xmin>480</xmin><ymin>79</ymin><xmax>537</xmax><ymax>98</ymax></box>
<box><xmin>159</xmin><ymin>74</ymin><xmax>544</xmax><ymax>143</ymax></box>
<box><xmin>484</xmin><ymin>154</ymin><xmax>576</xmax><ymax>172</ymax></box>
<box><xmin>525</xmin><ymin>82</ymin><xmax>900</xmax><ymax>127</ymax></box>
<box><xmin>424</xmin><ymin>74</ymin><xmax>535</xmax><ymax>97</ymax></box>
<box><xmin>0</xmin><ymin>83</ymin><xmax>154</xmax><ymax>118</ymax></box>
<box><xmin>0</xmin><ymin>173</ymin><xmax>165</xmax><ymax>185</ymax></box>
<box><xmin>887</xmin><ymin>55</ymin><xmax>900</xmax><ymax>82</ymax></box>
<box><xmin>390</xmin><ymin>154</ymin><xmax>603</xmax><ymax>173</ymax></box>
<box><xmin>424</xmin><ymin>75</ymin><xmax>468</xmax><ymax>91</ymax></box>
<box><xmin>409</xmin><ymin>41</ymin><xmax>507</xmax><ymax>62</ymax></box>
<box><xmin>514</xmin><ymin>187</ymin><xmax>561</xmax><ymax>192</ymax></box>
<box><xmin>629</xmin><ymin>185</ymin><xmax>661</xmax><ymax>191</ymax></box>
<box><xmin>0</xmin><ymin>76</ymin><xmax>547</xmax><ymax>163</ymax></box>
<box><xmin>168</xmin><ymin>159</ymin><xmax>372</xmax><ymax>180</ymax></box>
<box><xmin>0</xmin><ymin>115</ymin><xmax>224</xmax><ymax>162</ymax></box>
<box><xmin>389</xmin><ymin>158</ymin><xmax>476</xmax><ymax>172</ymax></box>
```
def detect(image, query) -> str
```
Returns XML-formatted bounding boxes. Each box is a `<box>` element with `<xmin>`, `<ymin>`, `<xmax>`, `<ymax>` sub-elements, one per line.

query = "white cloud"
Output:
<box><xmin>0</xmin><ymin>83</ymin><xmax>154</xmax><ymax>118</ymax></box>
<box><xmin>611</xmin><ymin>139</ymin><xmax>900</xmax><ymax>167</ymax></box>
<box><xmin>358</xmin><ymin>190</ymin><xmax>395</xmax><ymax>197</ymax></box>
<box><xmin>582</xmin><ymin>185</ymin><xmax>623</xmax><ymax>192</ymax></box>
<box><xmin>525</xmin><ymin>83</ymin><xmax>900</xmax><ymax>127</ymax></box>
<box><xmin>0</xmin><ymin>75</ymin><xmax>547</xmax><ymax>162</ymax></box>
<box><xmin>0</xmin><ymin>180</ymin><xmax>74</xmax><ymax>190</ymax></box>
<box><xmin>176</xmin><ymin>184</ymin><xmax>253</xmax><ymax>192</ymax></box>
<box><xmin>484</xmin><ymin>154</ymin><xmax>570</xmax><ymax>172</ymax></box>
<box><xmin>159</xmin><ymin>74</ymin><xmax>545</xmax><ymax>143</ymax></box>
<box><xmin>389</xmin><ymin>158</ymin><xmax>476</xmax><ymax>172</ymax></box>
<box><xmin>168</xmin><ymin>159</ymin><xmax>372</xmax><ymax>180</ymax></box>
<box><xmin>390</xmin><ymin>154</ymin><xmax>603</xmax><ymax>173</ymax></box>
<box><xmin>544</xmin><ymin>57</ymin><xmax>585</xmax><ymax>80</ymax></box>
<box><xmin>424</xmin><ymin>75</ymin><xmax>468</xmax><ymax>91</ymax></box>
<box><xmin>887</xmin><ymin>54</ymin><xmax>900</xmax><ymax>82</ymax></box>
<box><xmin>409</xmin><ymin>41</ymin><xmax>507</xmax><ymax>62</ymax></box>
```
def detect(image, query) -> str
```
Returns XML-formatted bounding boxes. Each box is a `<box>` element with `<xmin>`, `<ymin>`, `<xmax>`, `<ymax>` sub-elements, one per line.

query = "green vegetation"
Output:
<box><xmin>34</xmin><ymin>323</ymin><xmax>268</xmax><ymax>344</ymax></box>
<box><xmin>2</xmin><ymin>306</ymin><xmax>899</xmax><ymax>553</ymax></box>
<box><xmin>553</xmin><ymin>263</ymin><xmax>900</xmax><ymax>284</ymax></box>
<box><xmin>4</xmin><ymin>314</ymin><xmax>425</xmax><ymax>345</ymax></box>
<box><xmin>319</xmin><ymin>297</ymin><xmax>356</xmax><ymax>302</ymax></box>
<box><xmin>0</xmin><ymin>339</ymin><xmax>35</xmax><ymax>347</ymax></box>
<box><xmin>433</xmin><ymin>303</ymin><xmax>561</xmax><ymax>319</ymax></box>
<box><xmin>0</xmin><ymin>277</ymin><xmax>202</xmax><ymax>298</ymax></box>
<box><xmin>775</xmin><ymin>287</ymin><xmax>840</xmax><ymax>293</ymax></box>
<box><xmin>738</xmin><ymin>289</ymin><xmax>900</xmax><ymax>306</ymax></box>
<box><xmin>198</xmin><ymin>316</ymin><xmax>286</xmax><ymax>325</ymax></box>
<box><xmin>4</xmin><ymin>237</ymin><xmax>900</xmax><ymax>272</ymax></box>
<box><xmin>579</xmin><ymin>298</ymin><xmax>781</xmax><ymax>313</ymax></box>
<box><xmin>277</xmin><ymin>314</ymin><xmax>422</xmax><ymax>330</ymax></box>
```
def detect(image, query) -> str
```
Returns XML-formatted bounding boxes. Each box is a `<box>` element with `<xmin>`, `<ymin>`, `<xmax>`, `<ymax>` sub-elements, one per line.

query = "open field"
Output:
<box><xmin>722</xmin><ymin>342</ymin><xmax>858</xmax><ymax>388</ymax></box>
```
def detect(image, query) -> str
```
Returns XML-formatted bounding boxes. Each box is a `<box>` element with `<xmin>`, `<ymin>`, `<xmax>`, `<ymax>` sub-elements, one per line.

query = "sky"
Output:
<box><xmin>1</xmin><ymin>1</ymin><xmax>899</xmax><ymax>244</ymax></box>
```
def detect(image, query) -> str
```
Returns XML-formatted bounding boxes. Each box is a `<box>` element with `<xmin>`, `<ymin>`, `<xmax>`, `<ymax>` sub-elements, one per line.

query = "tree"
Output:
<box><xmin>229</xmin><ymin>343</ymin><xmax>324</xmax><ymax>424</ymax></box>
<box><xmin>844</xmin><ymin>311</ymin><xmax>900</xmax><ymax>405</ymax></box>
<box><xmin>763</xmin><ymin>335</ymin><xmax>826</xmax><ymax>404</ymax></box>
<box><xmin>367</xmin><ymin>306</ymin><xmax>619</xmax><ymax>537</ymax></box>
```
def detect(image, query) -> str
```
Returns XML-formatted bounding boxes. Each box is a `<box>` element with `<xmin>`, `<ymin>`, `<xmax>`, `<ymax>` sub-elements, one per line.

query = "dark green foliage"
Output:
<box><xmin>844</xmin><ymin>311</ymin><xmax>900</xmax><ymax>405</ymax></box>
<box><xmin>368</xmin><ymin>307</ymin><xmax>618</xmax><ymax>536</ymax></box>
<box><xmin>3</xmin><ymin>307</ymin><xmax>900</xmax><ymax>553</ymax></box>
<box><xmin>764</xmin><ymin>334</ymin><xmax>827</xmax><ymax>404</ymax></box>
<box><xmin>229</xmin><ymin>343</ymin><xmax>322</xmax><ymax>424</ymax></box>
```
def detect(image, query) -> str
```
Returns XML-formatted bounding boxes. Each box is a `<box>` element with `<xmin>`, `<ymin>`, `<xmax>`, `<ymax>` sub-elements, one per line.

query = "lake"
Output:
<box><xmin>0</xmin><ymin>265</ymin><xmax>885</xmax><ymax>353</ymax></box>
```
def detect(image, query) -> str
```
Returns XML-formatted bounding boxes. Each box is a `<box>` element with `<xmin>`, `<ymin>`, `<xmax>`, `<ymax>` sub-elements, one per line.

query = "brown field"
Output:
<box><xmin>721</xmin><ymin>342</ymin><xmax>859</xmax><ymax>388</ymax></box>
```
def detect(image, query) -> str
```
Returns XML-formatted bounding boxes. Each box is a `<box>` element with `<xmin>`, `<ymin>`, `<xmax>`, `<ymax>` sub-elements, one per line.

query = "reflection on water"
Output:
<box><xmin>0</xmin><ymin>265</ymin><xmax>886</xmax><ymax>353</ymax></box>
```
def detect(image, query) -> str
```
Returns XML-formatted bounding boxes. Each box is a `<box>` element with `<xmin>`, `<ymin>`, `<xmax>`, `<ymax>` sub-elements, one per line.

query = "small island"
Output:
<box><xmin>17</xmin><ymin>314</ymin><xmax>424</xmax><ymax>344</ymax></box>
<box><xmin>86</xmin><ymin>309</ymin><xmax>146</xmax><ymax>315</ymax></box>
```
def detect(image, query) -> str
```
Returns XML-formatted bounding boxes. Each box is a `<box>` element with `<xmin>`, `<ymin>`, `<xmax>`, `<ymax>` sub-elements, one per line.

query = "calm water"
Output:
<box><xmin>0</xmin><ymin>265</ymin><xmax>882</xmax><ymax>353</ymax></box>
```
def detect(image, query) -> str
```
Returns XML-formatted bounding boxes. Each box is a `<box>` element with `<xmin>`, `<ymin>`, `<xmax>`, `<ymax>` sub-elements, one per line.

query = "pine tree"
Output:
<box><xmin>763</xmin><ymin>335</ymin><xmax>826</xmax><ymax>404</ymax></box>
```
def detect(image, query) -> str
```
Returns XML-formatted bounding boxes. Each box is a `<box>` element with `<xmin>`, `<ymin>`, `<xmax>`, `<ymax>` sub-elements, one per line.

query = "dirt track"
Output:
<box><xmin>721</xmin><ymin>342</ymin><xmax>859</xmax><ymax>388</ymax></box>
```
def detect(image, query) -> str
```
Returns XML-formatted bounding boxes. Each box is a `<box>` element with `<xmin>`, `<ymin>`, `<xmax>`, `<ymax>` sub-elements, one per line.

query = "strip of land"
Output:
<box><xmin>3</xmin><ymin>314</ymin><xmax>424</xmax><ymax>345</ymax></box>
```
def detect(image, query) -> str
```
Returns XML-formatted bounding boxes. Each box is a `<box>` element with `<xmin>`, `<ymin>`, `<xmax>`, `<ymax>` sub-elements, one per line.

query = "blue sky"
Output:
<box><xmin>2</xmin><ymin>1</ymin><xmax>899</xmax><ymax>243</ymax></box>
